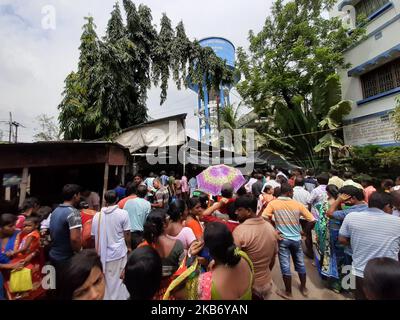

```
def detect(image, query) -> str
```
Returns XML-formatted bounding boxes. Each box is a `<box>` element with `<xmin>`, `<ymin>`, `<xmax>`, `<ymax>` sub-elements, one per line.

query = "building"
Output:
<box><xmin>0</xmin><ymin>141</ymin><xmax>130</xmax><ymax>212</ymax></box>
<box><xmin>331</xmin><ymin>0</ymin><xmax>400</xmax><ymax>147</ymax></box>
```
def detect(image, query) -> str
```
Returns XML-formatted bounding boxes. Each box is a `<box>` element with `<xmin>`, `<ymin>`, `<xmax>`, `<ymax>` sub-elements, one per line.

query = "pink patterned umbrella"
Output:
<box><xmin>196</xmin><ymin>164</ymin><xmax>246</xmax><ymax>196</ymax></box>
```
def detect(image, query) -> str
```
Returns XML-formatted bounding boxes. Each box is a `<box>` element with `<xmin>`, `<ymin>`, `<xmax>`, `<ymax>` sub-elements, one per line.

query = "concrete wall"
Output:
<box><xmin>331</xmin><ymin>0</ymin><xmax>400</xmax><ymax>145</ymax></box>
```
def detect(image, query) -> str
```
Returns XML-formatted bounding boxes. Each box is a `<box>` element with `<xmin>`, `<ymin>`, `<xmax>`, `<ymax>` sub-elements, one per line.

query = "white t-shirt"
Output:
<box><xmin>293</xmin><ymin>186</ymin><xmax>311</xmax><ymax>206</ymax></box>
<box><xmin>91</xmin><ymin>205</ymin><xmax>131</xmax><ymax>262</ymax></box>
<box><xmin>167</xmin><ymin>227</ymin><xmax>196</xmax><ymax>250</ymax></box>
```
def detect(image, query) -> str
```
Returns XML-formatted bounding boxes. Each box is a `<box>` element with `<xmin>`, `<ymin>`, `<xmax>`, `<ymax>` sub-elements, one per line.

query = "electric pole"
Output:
<box><xmin>9</xmin><ymin>112</ymin><xmax>12</xmax><ymax>143</ymax></box>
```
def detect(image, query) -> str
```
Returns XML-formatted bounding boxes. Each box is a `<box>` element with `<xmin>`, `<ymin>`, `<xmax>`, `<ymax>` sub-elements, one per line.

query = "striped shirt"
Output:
<box><xmin>263</xmin><ymin>197</ymin><xmax>315</xmax><ymax>241</ymax></box>
<box><xmin>339</xmin><ymin>208</ymin><xmax>400</xmax><ymax>277</ymax></box>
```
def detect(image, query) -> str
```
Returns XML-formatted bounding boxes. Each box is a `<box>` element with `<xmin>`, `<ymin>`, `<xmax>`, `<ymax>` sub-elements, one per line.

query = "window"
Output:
<box><xmin>355</xmin><ymin>0</ymin><xmax>389</xmax><ymax>19</ymax></box>
<box><xmin>360</xmin><ymin>57</ymin><xmax>400</xmax><ymax>98</ymax></box>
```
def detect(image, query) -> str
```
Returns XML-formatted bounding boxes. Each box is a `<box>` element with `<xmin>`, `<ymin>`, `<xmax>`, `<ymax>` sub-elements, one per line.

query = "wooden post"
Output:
<box><xmin>102</xmin><ymin>163</ymin><xmax>109</xmax><ymax>208</ymax></box>
<box><xmin>121</xmin><ymin>166</ymin><xmax>126</xmax><ymax>185</ymax></box>
<box><xmin>19</xmin><ymin>167</ymin><xmax>29</xmax><ymax>208</ymax></box>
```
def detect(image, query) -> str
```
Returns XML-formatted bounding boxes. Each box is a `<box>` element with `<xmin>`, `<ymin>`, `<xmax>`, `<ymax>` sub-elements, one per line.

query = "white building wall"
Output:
<box><xmin>331</xmin><ymin>0</ymin><xmax>400</xmax><ymax>146</ymax></box>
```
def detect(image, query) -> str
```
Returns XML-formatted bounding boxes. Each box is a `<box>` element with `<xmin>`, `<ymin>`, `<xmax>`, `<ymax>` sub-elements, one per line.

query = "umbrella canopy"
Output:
<box><xmin>196</xmin><ymin>164</ymin><xmax>246</xmax><ymax>196</ymax></box>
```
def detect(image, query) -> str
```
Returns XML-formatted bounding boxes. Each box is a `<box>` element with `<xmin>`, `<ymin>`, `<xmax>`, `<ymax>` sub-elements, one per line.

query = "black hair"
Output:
<box><xmin>125</xmin><ymin>246</ymin><xmax>162</xmax><ymax>300</ymax></box>
<box><xmin>126</xmin><ymin>184</ymin><xmax>137</xmax><ymax>197</ymax></box>
<box><xmin>221</xmin><ymin>183</ymin><xmax>234</xmax><ymax>198</ymax></box>
<box><xmin>276</xmin><ymin>175</ymin><xmax>288</xmax><ymax>184</ymax></box>
<box><xmin>326</xmin><ymin>184</ymin><xmax>339</xmax><ymax>200</ymax></box>
<box><xmin>264</xmin><ymin>185</ymin><xmax>273</xmax><ymax>192</ymax></box>
<box><xmin>270</xmin><ymin>172</ymin><xmax>277</xmax><ymax>180</ymax></box>
<box><xmin>136</xmin><ymin>184</ymin><xmax>147</xmax><ymax>198</ymax></box>
<box><xmin>368</xmin><ymin>192</ymin><xmax>393</xmax><ymax>210</ymax></box>
<box><xmin>21</xmin><ymin>197</ymin><xmax>40</xmax><ymax>211</ymax></box>
<box><xmin>134</xmin><ymin>173</ymin><xmax>143</xmax><ymax>179</ymax></box>
<box><xmin>338</xmin><ymin>185</ymin><xmax>365</xmax><ymax>201</ymax></box>
<box><xmin>36</xmin><ymin>206</ymin><xmax>52</xmax><ymax>219</ymax></box>
<box><xmin>167</xmin><ymin>199</ymin><xmax>186</xmax><ymax>222</ymax></box>
<box><xmin>236</xmin><ymin>186</ymin><xmax>247</xmax><ymax>197</ymax></box>
<box><xmin>143</xmin><ymin>210</ymin><xmax>167</xmax><ymax>244</ymax></box>
<box><xmin>125</xmin><ymin>172</ymin><xmax>134</xmax><ymax>183</ymax></box>
<box><xmin>306</xmin><ymin>168</ymin><xmax>315</xmax><ymax>176</ymax></box>
<box><xmin>25</xmin><ymin>215</ymin><xmax>41</xmax><ymax>226</ymax></box>
<box><xmin>280</xmin><ymin>183</ymin><xmax>293</xmax><ymax>195</ymax></box>
<box><xmin>56</xmin><ymin>249</ymin><xmax>102</xmax><ymax>300</ymax></box>
<box><xmin>62</xmin><ymin>184</ymin><xmax>81</xmax><ymax>201</ymax></box>
<box><xmin>104</xmin><ymin>190</ymin><xmax>117</xmax><ymax>205</ymax></box>
<box><xmin>204</xmin><ymin>222</ymin><xmax>240</xmax><ymax>267</ymax></box>
<box><xmin>330</xmin><ymin>169</ymin><xmax>340</xmax><ymax>176</ymax></box>
<box><xmin>0</xmin><ymin>213</ymin><xmax>17</xmax><ymax>227</ymax></box>
<box><xmin>294</xmin><ymin>177</ymin><xmax>305</xmax><ymax>187</ymax></box>
<box><xmin>364</xmin><ymin>257</ymin><xmax>400</xmax><ymax>300</ymax></box>
<box><xmin>199</xmin><ymin>193</ymin><xmax>209</xmax><ymax>210</ymax></box>
<box><xmin>316</xmin><ymin>173</ymin><xmax>329</xmax><ymax>185</ymax></box>
<box><xmin>382</xmin><ymin>179</ymin><xmax>394</xmax><ymax>189</ymax></box>
<box><xmin>79</xmin><ymin>201</ymin><xmax>89</xmax><ymax>210</ymax></box>
<box><xmin>273</xmin><ymin>187</ymin><xmax>281</xmax><ymax>198</ymax></box>
<box><xmin>235</xmin><ymin>194</ymin><xmax>257</xmax><ymax>213</ymax></box>
<box><xmin>187</xmin><ymin>197</ymin><xmax>200</xmax><ymax>210</ymax></box>
<box><xmin>343</xmin><ymin>171</ymin><xmax>353</xmax><ymax>180</ymax></box>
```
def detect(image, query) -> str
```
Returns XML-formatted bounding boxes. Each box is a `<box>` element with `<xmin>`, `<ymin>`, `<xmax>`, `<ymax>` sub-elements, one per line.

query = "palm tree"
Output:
<box><xmin>217</xmin><ymin>103</ymin><xmax>258</xmax><ymax>155</ymax></box>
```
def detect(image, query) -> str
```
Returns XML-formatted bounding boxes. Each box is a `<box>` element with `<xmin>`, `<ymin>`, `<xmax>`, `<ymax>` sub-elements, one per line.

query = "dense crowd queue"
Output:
<box><xmin>1</xmin><ymin>168</ymin><xmax>400</xmax><ymax>300</ymax></box>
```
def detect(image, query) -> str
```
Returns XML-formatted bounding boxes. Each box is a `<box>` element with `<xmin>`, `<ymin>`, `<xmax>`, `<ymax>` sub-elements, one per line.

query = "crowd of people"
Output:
<box><xmin>1</xmin><ymin>167</ymin><xmax>400</xmax><ymax>300</ymax></box>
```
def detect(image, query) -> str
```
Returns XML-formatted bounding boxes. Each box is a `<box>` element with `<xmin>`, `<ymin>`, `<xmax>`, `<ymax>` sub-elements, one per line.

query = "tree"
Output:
<box><xmin>58</xmin><ymin>17</ymin><xmax>100</xmax><ymax>140</ymax></box>
<box><xmin>237</xmin><ymin>0</ymin><xmax>364</xmax><ymax>169</ymax></box>
<box><xmin>394</xmin><ymin>96</ymin><xmax>400</xmax><ymax>141</ymax></box>
<box><xmin>34</xmin><ymin>114</ymin><xmax>61</xmax><ymax>141</ymax></box>
<box><xmin>58</xmin><ymin>1</ymin><xmax>233</xmax><ymax>140</ymax></box>
<box><xmin>216</xmin><ymin>104</ymin><xmax>260</xmax><ymax>155</ymax></box>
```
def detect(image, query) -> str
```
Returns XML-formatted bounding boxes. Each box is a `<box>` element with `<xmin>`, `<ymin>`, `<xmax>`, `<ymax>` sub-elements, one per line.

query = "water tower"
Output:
<box><xmin>189</xmin><ymin>37</ymin><xmax>236</xmax><ymax>146</ymax></box>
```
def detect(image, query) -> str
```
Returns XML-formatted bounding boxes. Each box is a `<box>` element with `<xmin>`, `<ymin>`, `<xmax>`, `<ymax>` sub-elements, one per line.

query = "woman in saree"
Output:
<box><xmin>138</xmin><ymin>209</ymin><xmax>184</xmax><ymax>300</ymax></box>
<box><xmin>313</xmin><ymin>184</ymin><xmax>343</xmax><ymax>292</ymax></box>
<box><xmin>164</xmin><ymin>222</ymin><xmax>254</xmax><ymax>300</ymax></box>
<box><xmin>0</xmin><ymin>214</ymin><xmax>24</xmax><ymax>300</ymax></box>
<box><xmin>4</xmin><ymin>216</ymin><xmax>45</xmax><ymax>300</ymax></box>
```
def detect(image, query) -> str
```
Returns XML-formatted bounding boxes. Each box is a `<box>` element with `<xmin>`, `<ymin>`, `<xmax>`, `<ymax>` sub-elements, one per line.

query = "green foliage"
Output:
<box><xmin>218</xmin><ymin>104</ymin><xmax>256</xmax><ymax>155</ymax></box>
<box><xmin>394</xmin><ymin>96</ymin><xmax>400</xmax><ymax>141</ymax></box>
<box><xmin>58</xmin><ymin>1</ymin><xmax>233</xmax><ymax>140</ymax></box>
<box><xmin>336</xmin><ymin>145</ymin><xmax>400</xmax><ymax>179</ymax></box>
<box><xmin>237</xmin><ymin>0</ymin><xmax>364</xmax><ymax>169</ymax></box>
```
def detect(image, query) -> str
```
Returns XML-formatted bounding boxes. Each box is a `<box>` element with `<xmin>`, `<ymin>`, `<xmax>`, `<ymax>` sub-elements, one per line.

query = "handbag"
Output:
<box><xmin>9</xmin><ymin>268</ymin><xmax>33</xmax><ymax>293</ymax></box>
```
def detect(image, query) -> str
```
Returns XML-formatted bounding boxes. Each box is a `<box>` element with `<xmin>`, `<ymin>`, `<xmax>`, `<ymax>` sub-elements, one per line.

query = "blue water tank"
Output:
<box><xmin>199</xmin><ymin>37</ymin><xmax>235</xmax><ymax>69</ymax></box>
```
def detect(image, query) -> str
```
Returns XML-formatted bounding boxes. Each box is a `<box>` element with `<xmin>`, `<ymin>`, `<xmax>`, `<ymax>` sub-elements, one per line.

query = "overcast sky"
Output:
<box><xmin>0</xmin><ymin>0</ymin><xmax>273</xmax><ymax>142</ymax></box>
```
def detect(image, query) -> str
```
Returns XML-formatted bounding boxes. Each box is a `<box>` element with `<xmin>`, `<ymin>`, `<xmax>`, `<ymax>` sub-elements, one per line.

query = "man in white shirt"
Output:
<box><xmin>91</xmin><ymin>190</ymin><xmax>132</xmax><ymax>300</ymax></box>
<box><xmin>293</xmin><ymin>177</ymin><xmax>311</xmax><ymax>206</ymax></box>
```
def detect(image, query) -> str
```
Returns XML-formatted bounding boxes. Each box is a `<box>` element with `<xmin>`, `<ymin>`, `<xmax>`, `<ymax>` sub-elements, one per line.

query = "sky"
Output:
<box><xmin>0</xmin><ymin>0</ymin><xmax>273</xmax><ymax>142</ymax></box>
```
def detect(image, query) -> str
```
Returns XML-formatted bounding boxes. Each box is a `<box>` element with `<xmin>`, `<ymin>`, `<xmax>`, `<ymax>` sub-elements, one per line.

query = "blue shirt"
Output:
<box><xmin>330</xmin><ymin>204</ymin><xmax>369</xmax><ymax>226</ymax></box>
<box><xmin>123</xmin><ymin>198</ymin><xmax>151</xmax><ymax>232</ymax></box>
<box><xmin>160</xmin><ymin>175</ymin><xmax>169</xmax><ymax>186</ymax></box>
<box><xmin>49</xmin><ymin>204</ymin><xmax>82</xmax><ymax>263</ymax></box>
<box><xmin>114</xmin><ymin>186</ymin><xmax>126</xmax><ymax>200</ymax></box>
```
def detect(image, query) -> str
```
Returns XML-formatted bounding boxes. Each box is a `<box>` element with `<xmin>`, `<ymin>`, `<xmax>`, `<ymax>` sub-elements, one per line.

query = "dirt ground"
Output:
<box><xmin>269</xmin><ymin>254</ymin><xmax>353</xmax><ymax>300</ymax></box>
